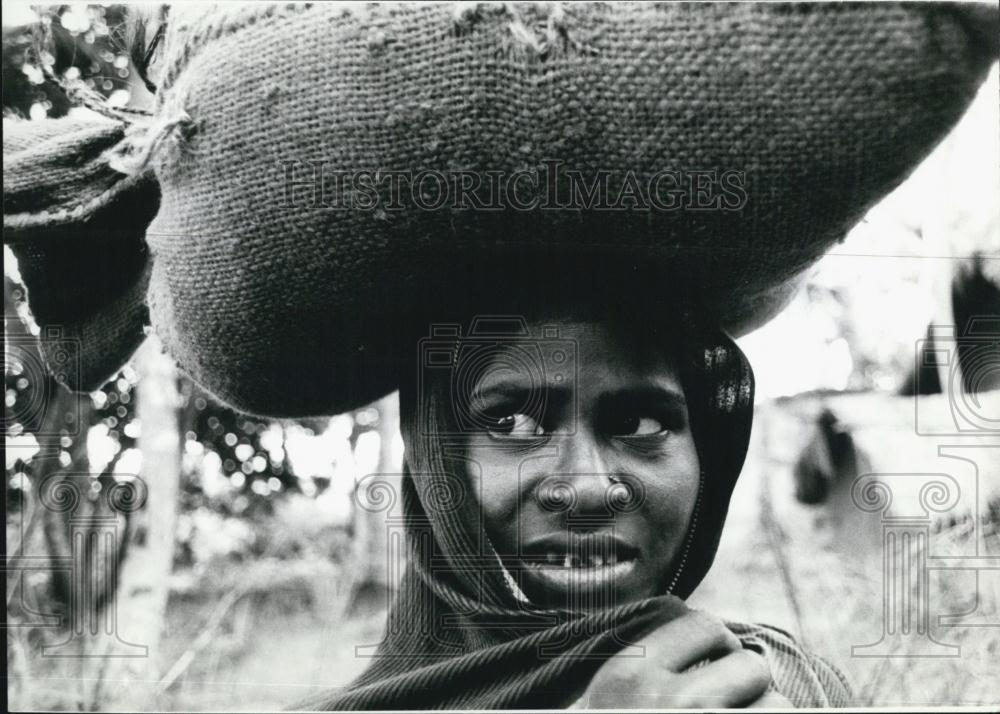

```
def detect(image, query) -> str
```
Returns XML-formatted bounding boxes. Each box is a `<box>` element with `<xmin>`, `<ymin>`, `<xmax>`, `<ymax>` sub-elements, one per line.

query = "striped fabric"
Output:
<box><xmin>727</xmin><ymin>621</ymin><xmax>851</xmax><ymax>708</ymax></box>
<box><xmin>564</xmin><ymin>619</ymin><xmax>851</xmax><ymax>708</ymax></box>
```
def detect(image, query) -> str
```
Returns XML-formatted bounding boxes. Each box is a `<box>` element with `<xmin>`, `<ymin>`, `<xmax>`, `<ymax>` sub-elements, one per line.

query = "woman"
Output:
<box><xmin>4</xmin><ymin>2</ymin><xmax>996</xmax><ymax>710</ymax></box>
<box><xmin>295</xmin><ymin>281</ymin><xmax>850</xmax><ymax>709</ymax></box>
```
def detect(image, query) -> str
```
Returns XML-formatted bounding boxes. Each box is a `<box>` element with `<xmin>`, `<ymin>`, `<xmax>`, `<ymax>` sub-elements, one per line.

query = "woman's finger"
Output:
<box><xmin>634</xmin><ymin>610</ymin><xmax>743</xmax><ymax>673</ymax></box>
<box><xmin>668</xmin><ymin>649</ymin><xmax>773</xmax><ymax>708</ymax></box>
<box><xmin>585</xmin><ymin>611</ymin><xmax>748</xmax><ymax>707</ymax></box>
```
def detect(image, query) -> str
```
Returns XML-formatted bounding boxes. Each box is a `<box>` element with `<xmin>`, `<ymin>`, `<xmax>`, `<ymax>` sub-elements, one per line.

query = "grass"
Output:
<box><xmin>692</xmin><ymin>393</ymin><xmax>1000</xmax><ymax>707</ymax></box>
<box><xmin>9</xmin><ymin>392</ymin><xmax>1000</xmax><ymax>709</ymax></box>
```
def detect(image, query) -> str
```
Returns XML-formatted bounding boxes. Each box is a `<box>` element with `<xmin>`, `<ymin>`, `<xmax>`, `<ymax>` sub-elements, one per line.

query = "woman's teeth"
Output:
<box><xmin>523</xmin><ymin>552</ymin><xmax>638</xmax><ymax>592</ymax></box>
<box><xmin>541</xmin><ymin>551</ymin><xmax>626</xmax><ymax>568</ymax></box>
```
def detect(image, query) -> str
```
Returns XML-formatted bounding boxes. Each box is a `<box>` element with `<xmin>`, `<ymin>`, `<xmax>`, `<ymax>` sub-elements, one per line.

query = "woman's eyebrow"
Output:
<box><xmin>599</xmin><ymin>385</ymin><xmax>688</xmax><ymax>410</ymax></box>
<box><xmin>470</xmin><ymin>382</ymin><xmax>572</xmax><ymax>407</ymax></box>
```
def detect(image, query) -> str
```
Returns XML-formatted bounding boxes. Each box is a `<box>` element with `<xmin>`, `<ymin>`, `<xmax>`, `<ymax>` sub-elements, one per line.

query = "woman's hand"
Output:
<box><xmin>580</xmin><ymin>610</ymin><xmax>790</xmax><ymax>708</ymax></box>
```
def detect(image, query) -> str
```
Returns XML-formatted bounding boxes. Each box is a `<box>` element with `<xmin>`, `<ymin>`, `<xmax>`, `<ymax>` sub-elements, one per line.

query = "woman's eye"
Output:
<box><xmin>632</xmin><ymin>416</ymin><xmax>665</xmax><ymax>436</ymax></box>
<box><xmin>611</xmin><ymin>415</ymin><xmax>667</xmax><ymax>437</ymax></box>
<box><xmin>486</xmin><ymin>413</ymin><xmax>546</xmax><ymax>439</ymax></box>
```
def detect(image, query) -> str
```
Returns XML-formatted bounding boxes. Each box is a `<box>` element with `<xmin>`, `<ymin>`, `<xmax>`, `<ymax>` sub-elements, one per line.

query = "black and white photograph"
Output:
<box><xmin>3</xmin><ymin>1</ymin><xmax>999</xmax><ymax>710</ymax></box>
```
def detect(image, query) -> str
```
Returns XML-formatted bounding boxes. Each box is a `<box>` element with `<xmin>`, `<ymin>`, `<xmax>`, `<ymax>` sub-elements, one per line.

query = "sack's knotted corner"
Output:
<box><xmin>3</xmin><ymin>112</ymin><xmax>163</xmax><ymax>394</ymax></box>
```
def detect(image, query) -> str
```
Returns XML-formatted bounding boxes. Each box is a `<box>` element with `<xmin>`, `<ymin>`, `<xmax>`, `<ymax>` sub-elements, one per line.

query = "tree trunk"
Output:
<box><xmin>91</xmin><ymin>337</ymin><xmax>181</xmax><ymax>710</ymax></box>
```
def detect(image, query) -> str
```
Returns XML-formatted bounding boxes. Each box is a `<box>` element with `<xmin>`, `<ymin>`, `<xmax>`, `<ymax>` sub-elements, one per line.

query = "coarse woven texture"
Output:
<box><xmin>294</xmin><ymin>324</ymin><xmax>851</xmax><ymax>709</ymax></box>
<box><xmin>140</xmin><ymin>1</ymin><xmax>998</xmax><ymax>417</ymax></box>
<box><xmin>3</xmin><ymin>116</ymin><xmax>158</xmax><ymax>392</ymax></box>
<box><xmin>4</xmin><ymin>2</ymin><xmax>999</xmax><ymax>416</ymax></box>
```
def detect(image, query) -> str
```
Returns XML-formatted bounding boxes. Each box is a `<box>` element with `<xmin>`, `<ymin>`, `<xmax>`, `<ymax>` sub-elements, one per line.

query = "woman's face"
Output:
<box><xmin>462</xmin><ymin>319</ymin><xmax>700</xmax><ymax>609</ymax></box>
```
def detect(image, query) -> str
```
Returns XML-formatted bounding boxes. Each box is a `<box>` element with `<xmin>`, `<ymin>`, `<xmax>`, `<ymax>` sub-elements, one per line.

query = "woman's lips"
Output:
<box><xmin>515</xmin><ymin>533</ymin><xmax>642</xmax><ymax>597</ymax></box>
<box><xmin>521</xmin><ymin>556</ymin><xmax>639</xmax><ymax>591</ymax></box>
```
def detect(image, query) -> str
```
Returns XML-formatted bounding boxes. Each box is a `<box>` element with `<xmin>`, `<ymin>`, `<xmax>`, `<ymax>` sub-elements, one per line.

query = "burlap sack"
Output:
<box><xmin>4</xmin><ymin>115</ymin><xmax>158</xmax><ymax>391</ymax></box>
<box><xmin>5</xmin><ymin>2</ymin><xmax>999</xmax><ymax>417</ymax></box>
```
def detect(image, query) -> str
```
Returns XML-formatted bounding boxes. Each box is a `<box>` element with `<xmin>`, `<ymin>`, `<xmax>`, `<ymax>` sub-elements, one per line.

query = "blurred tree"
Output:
<box><xmin>92</xmin><ymin>338</ymin><xmax>180</xmax><ymax>709</ymax></box>
<box><xmin>348</xmin><ymin>394</ymin><xmax>402</xmax><ymax>613</ymax></box>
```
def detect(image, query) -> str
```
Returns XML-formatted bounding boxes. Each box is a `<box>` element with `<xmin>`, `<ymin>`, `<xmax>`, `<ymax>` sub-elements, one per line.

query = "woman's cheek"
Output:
<box><xmin>464</xmin><ymin>447</ymin><xmax>518</xmax><ymax>527</ymax></box>
<box><xmin>464</xmin><ymin>447</ymin><xmax>492</xmax><ymax>506</ymax></box>
<box><xmin>632</xmin><ymin>449</ymin><xmax>701</xmax><ymax>530</ymax></box>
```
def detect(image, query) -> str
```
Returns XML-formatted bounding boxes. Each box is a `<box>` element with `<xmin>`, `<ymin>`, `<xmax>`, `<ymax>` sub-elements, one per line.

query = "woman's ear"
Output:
<box><xmin>3</xmin><ymin>114</ymin><xmax>160</xmax><ymax>393</ymax></box>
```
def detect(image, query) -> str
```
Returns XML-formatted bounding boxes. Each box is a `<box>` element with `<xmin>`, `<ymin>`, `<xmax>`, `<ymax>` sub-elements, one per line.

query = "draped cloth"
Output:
<box><xmin>295</xmin><ymin>324</ymin><xmax>851</xmax><ymax>709</ymax></box>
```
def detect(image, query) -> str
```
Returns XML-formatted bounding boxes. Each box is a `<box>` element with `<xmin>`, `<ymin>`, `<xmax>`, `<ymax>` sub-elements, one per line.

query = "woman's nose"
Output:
<box><xmin>539</xmin><ymin>433</ymin><xmax>618</xmax><ymax>516</ymax></box>
<box><xmin>555</xmin><ymin>429</ymin><xmax>610</xmax><ymax>474</ymax></box>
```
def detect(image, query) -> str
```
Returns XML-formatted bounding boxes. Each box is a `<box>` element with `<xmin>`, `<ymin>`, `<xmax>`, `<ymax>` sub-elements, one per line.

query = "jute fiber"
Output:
<box><xmin>4</xmin><ymin>2</ymin><xmax>998</xmax><ymax>416</ymax></box>
<box><xmin>4</xmin><ymin>116</ymin><xmax>157</xmax><ymax>390</ymax></box>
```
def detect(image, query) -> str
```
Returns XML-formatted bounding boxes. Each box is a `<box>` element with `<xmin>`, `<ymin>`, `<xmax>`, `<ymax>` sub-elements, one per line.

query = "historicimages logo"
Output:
<box><xmin>280</xmin><ymin>160</ymin><xmax>748</xmax><ymax>213</ymax></box>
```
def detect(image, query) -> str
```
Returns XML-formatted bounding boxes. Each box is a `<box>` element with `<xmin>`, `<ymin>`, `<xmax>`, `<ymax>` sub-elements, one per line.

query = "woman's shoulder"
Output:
<box><xmin>725</xmin><ymin>620</ymin><xmax>853</xmax><ymax>708</ymax></box>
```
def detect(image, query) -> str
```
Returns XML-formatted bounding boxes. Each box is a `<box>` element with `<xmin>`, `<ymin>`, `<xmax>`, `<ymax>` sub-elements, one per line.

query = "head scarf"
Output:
<box><xmin>297</xmin><ymin>297</ymin><xmax>757</xmax><ymax>709</ymax></box>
